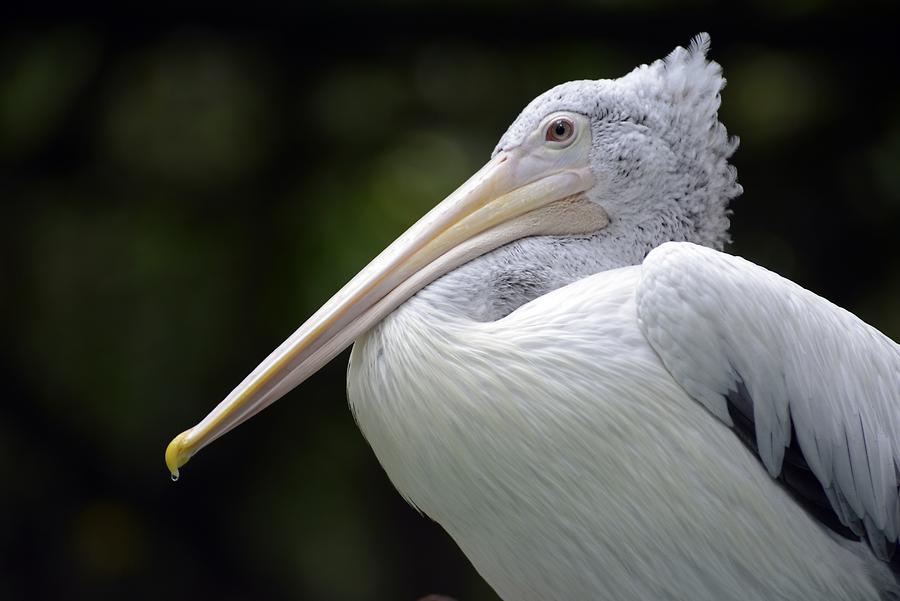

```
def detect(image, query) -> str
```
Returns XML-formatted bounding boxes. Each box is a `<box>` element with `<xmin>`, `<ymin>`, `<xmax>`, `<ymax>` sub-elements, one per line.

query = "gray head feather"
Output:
<box><xmin>495</xmin><ymin>32</ymin><xmax>741</xmax><ymax>250</ymax></box>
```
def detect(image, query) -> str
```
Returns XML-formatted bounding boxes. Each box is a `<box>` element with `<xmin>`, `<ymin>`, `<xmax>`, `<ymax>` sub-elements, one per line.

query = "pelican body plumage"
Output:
<box><xmin>166</xmin><ymin>35</ymin><xmax>900</xmax><ymax>600</ymax></box>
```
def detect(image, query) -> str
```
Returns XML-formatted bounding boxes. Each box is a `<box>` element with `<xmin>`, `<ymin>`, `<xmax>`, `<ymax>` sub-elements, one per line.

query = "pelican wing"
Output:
<box><xmin>636</xmin><ymin>242</ymin><xmax>900</xmax><ymax>558</ymax></box>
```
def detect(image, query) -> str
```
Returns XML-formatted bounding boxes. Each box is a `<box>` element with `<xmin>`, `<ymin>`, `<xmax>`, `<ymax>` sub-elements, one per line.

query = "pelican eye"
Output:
<box><xmin>545</xmin><ymin>118</ymin><xmax>575</xmax><ymax>143</ymax></box>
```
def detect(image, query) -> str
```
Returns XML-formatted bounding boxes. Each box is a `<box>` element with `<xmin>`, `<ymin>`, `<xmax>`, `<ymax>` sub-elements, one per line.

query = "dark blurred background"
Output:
<box><xmin>2</xmin><ymin>3</ymin><xmax>899</xmax><ymax>601</ymax></box>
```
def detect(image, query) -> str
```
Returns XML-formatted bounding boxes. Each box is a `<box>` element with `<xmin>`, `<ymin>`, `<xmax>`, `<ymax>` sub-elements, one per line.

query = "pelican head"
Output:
<box><xmin>166</xmin><ymin>33</ymin><xmax>741</xmax><ymax>477</ymax></box>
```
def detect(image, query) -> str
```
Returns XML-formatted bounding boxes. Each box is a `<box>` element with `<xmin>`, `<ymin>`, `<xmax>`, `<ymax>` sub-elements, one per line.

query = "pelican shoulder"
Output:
<box><xmin>346</xmin><ymin>261</ymin><xmax>882</xmax><ymax>601</ymax></box>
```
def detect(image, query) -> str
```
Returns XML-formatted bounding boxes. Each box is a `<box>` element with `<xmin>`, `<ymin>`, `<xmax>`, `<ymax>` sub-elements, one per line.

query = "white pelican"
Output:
<box><xmin>166</xmin><ymin>34</ymin><xmax>900</xmax><ymax>600</ymax></box>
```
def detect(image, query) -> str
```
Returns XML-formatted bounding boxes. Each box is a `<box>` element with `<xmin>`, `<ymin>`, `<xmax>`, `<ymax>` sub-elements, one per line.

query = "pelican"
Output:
<box><xmin>166</xmin><ymin>35</ymin><xmax>900</xmax><ymax>600</ymax></box>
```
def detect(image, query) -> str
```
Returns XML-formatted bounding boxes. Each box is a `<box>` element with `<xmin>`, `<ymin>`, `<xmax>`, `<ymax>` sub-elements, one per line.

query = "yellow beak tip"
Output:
<box><xmin>165</xmin><ymin>430</ymin><xmax>194</xmax><ymax>481</ymax></box>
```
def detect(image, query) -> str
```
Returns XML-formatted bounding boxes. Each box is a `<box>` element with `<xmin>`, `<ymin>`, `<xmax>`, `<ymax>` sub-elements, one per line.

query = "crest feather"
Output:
<box><xmin>618</xmin><ymin>33</ymin><xmax>741</xmax><ymax>249</ymax></box>
<box><xmin>657</xmin><ymin>32</ymin><xmax>722</xmax><ymax>109</ymax></box>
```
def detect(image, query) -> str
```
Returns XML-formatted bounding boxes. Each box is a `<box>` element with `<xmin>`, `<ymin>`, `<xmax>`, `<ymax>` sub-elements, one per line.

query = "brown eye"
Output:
<box><xmin>545</xmin><ymin>118</ymin><xmax>574</xmax><ymax>142</ymax></box>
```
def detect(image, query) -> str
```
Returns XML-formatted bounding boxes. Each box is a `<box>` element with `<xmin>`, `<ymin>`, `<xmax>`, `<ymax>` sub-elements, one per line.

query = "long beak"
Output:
<box><xmin>166</xmin><ymin>148</ymin><xmax>604</xmax><ymax>478</ymax></box>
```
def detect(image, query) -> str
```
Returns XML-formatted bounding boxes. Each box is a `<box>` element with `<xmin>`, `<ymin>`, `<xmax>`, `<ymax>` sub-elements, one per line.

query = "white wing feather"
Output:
<box><xmin>636</xmin><ymin>242</ymin><xmax>900</xmax><ymax>557</ymax></box>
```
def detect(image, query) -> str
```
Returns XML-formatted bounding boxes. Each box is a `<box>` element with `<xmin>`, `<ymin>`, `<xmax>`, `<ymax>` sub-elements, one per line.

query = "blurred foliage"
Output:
<box><xmin>0</xmin><ymin>29</ymin><xmax>99</xmax><ymax>159</ymax></box>
<box><xmin>2</xmin><ymin>5</ymin><xmax>899</xmax><ymax>601</ymax></box>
